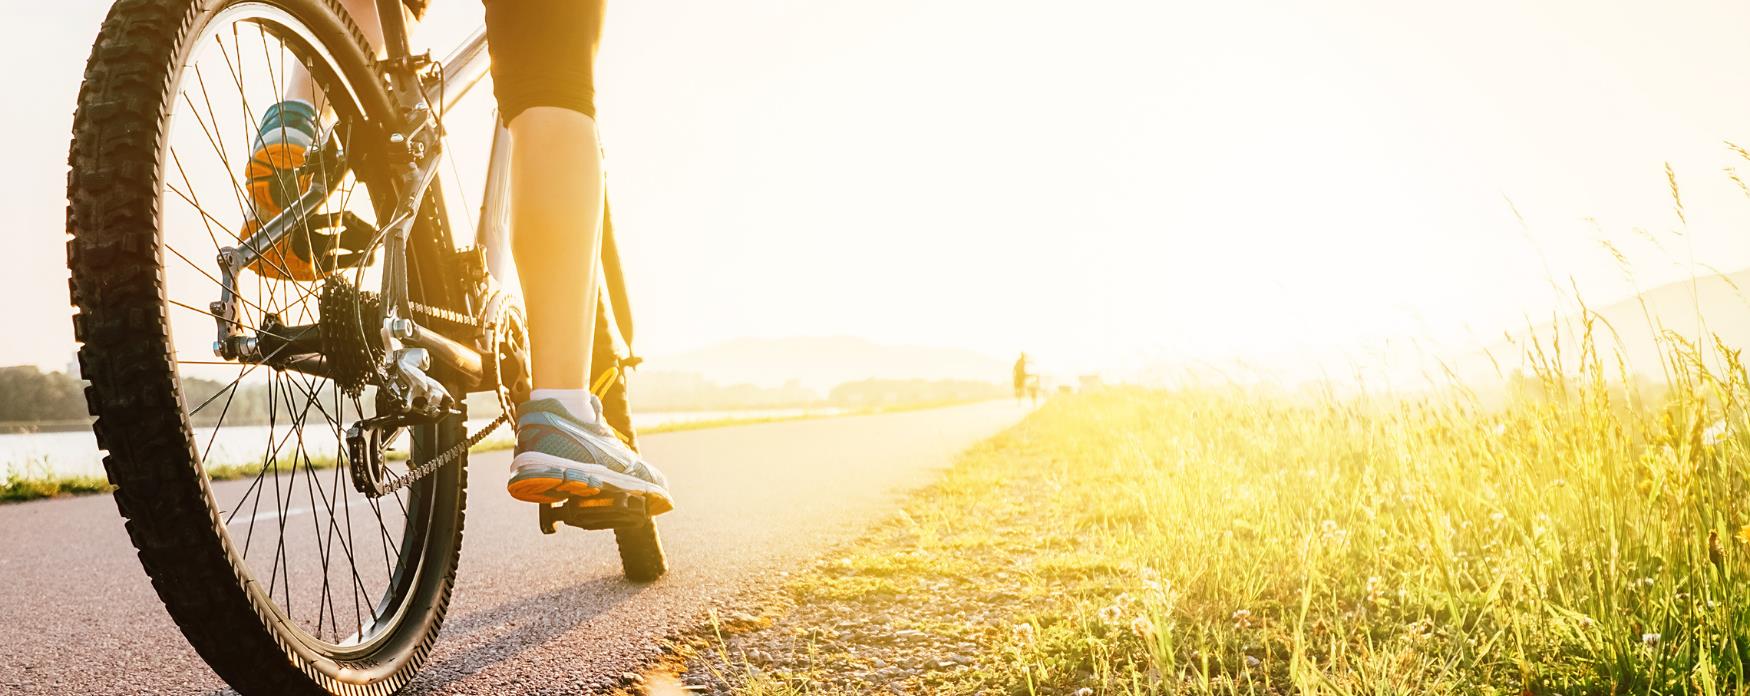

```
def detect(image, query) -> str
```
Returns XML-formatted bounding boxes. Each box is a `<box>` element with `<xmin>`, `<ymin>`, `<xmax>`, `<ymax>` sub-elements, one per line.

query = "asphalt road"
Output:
<box><xmin>0</xmin><ymin>401</ymin><xmax>1028</xmax><ymax>695</ymax></box>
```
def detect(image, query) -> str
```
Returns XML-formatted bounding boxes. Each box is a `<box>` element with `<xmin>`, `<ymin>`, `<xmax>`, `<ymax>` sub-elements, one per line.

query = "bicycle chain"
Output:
<box><xmin>365</xmin><ymin>297</ymin><xmax>518</xmax><ymax>498</ymax></box>
<box><xmin>408</xmin><ymin>300</ymin><xmax>479</xmax><ymax>329</ymax></box>
<box><xmin>368</xmin><ymin>412</ymin><xmax>509</xmax><ymax>498</ymax></box>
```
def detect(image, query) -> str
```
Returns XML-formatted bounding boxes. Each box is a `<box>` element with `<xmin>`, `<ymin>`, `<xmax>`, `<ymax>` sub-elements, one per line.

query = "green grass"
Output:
<box><xmin>0</xmin><ymin>462</ymin><xmax>111</xmax><ymax>502</ymax></box>
<box><xmin>701</xmin><ymin>330</ymin><xmax>1750</xmax><ymax>695</ymax></box>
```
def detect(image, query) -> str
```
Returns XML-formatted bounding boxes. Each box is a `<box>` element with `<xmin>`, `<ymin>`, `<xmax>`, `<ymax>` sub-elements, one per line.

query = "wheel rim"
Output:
<box><xmin>156</xmin><ymin>2</ymin><xmax>444</xmax><ymax>659</ymax></box>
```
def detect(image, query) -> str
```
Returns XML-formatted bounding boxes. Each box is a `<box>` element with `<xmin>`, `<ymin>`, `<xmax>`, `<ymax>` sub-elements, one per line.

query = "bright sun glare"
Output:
<box><xmin>7</xmin><ymin>0</ymin><xmax>1750</xmax><ymax>379</ymax></box>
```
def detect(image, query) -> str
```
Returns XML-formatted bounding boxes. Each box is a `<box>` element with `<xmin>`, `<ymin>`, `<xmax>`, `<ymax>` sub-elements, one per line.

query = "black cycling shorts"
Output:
<box><xmin>481</xmin><ymin>0</ymin><xmax>604</xmax><ymax>122</ymax></box>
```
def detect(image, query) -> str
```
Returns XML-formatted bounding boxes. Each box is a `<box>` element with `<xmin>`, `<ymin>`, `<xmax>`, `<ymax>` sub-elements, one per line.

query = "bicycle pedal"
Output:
<box><xmin>538</xmin><ymin>492</ymin><xmax>651</xmax><ymax>534</ymax></box>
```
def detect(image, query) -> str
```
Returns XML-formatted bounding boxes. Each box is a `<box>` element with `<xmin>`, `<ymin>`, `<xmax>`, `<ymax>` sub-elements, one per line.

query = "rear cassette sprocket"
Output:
<box><xmin>318</xmin><ymin>279</ymin><xmax>384</xmax><ymax>396</ymax></box>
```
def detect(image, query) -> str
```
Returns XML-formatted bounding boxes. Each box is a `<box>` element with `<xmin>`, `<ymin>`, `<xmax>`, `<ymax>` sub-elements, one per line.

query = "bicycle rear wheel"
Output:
<box><xmin>68</xmin><ymin>0</ymin><xmax>465</xmax><ymax>692</ymax></box>
<box><xmin>590</xmin><ymin>309</ymin><xmax>668</xmax><ymax>581</ymax></box>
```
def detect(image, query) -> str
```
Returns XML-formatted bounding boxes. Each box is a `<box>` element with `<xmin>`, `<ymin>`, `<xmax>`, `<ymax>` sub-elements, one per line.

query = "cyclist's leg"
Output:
<box><xmin>243</xmin><ymin>0</ymin><xmax>411</xmax><ymax>279</ymax></box>
<box><xmin>485</xmin><ymin>0</ymin><xmax>672</xmax><ymax>509</ymax></box>
<box><xmin>485</xmin><ymin>0</ymin><xmax>605</xmax><ymax>398</ymax></box>
<box><xmin>507</xmin><ymin>107</ymin><xmax>603</xmax><ymax>397</ymax></box>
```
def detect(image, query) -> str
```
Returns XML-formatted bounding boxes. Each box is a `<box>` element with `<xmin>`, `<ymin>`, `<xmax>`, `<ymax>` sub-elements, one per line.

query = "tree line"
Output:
<box><xmin>0</xmin><ymin>366</ymin><xmax>87</xmax><ymax>424</ymax></box>
<box><xmin>0</xmin><ymin>366</ymin><xmax>280</xmax><ymax>427</ymax></box>
<box><xmin>1</xmin><ymin>364</ymin><xmax>1006</xmax><ymax>426</ymax></box>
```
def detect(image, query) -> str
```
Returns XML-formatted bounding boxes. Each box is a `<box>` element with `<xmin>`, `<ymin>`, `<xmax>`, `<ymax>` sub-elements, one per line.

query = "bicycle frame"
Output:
<box><xmin>366</xmin><ymin>10</ymin><xmax>510</xmax><ymax>404</ymax></box>
<box><xmin>391</xmin><ymin>9</ymin><xmax>636</xmax><ymax>351</ymax></box>
<box><xmin>217</xmin><ymin>3</ymin><xmax>631</xmax><ymax>418</ymax></box>
<box><xmin>373</xmin><ymin>2</ymin><xmax>497</xmax><ymax>253</ymax></box>
<box><xmin>217</xmin><ymin>11</ymin><xmax>503</xmax><ymax>393</ymax></box>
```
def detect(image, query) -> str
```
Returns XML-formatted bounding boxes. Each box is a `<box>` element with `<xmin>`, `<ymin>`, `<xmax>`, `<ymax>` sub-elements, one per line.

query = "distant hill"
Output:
<box><xmin>638</xmin><ymin>336</ymin><xmax>1010</xmax><ymax>390</ymax></box>
<box><xmin>624</xmin><ymin>371</ymin><xmax>819</xmax><ymax>411</ymax></box>
<box><xmin>1467</xmin><ymin>269</ymin><xmax>1750</xmax><ymax>382</ymax></box>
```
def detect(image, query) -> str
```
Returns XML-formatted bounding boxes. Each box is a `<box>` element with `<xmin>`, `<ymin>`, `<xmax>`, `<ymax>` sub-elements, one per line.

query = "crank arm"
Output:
<box><xmin>233</xmin><ymin>145</ymin><xmax>349</xmax><ymax>270</ymax></box>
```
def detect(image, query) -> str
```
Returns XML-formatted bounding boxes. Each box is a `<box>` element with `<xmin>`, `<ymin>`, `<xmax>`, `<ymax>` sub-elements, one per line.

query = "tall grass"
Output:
<box><xmin>955</xmin><ymin>322</ymin><xmax>1750</xmax><ymax>694</ymax></box>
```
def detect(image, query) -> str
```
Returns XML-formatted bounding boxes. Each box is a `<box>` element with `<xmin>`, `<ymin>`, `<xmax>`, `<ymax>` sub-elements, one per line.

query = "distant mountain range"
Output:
<box><xmin>636</xmin><ymin>336</ymin><xmax>1010</xmax><ymax>390</ymax></box>
<box><xmin>1472</xmin><ymin>268</ymin><xmax>1750</xmax><ymax>381</ymax></box>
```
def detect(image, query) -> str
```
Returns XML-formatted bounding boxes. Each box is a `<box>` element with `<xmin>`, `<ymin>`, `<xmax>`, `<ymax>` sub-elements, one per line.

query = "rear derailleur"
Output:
<box><xmin>345</xmin><ymin>383</ymin><xmax>461</xmax><ymax>497</ymax></box>
<box><xmin>344</xmin><ymin>288</ymin><xmax>531</xmax><ymax>498</ymax></box>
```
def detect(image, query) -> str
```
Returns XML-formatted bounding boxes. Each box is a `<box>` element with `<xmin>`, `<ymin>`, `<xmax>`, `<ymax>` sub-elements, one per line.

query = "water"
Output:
<box><xmin>0</xmin><ymin>407</ymin><xmax>841</xmax><ymax>479</ymax></box>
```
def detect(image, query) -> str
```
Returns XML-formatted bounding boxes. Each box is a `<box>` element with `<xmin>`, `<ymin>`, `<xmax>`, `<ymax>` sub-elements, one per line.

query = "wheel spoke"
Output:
<box><xmin>179</xmin><ymin>68</ymin><xmax>300</xmax><ymax>282</ymax></box>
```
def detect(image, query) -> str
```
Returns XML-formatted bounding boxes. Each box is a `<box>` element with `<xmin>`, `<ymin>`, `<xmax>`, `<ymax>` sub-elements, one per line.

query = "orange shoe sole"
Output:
<box><xmin>506</xmin><ymin>470</ymin><xmax>603</xmax><ymax>504</ymax></box>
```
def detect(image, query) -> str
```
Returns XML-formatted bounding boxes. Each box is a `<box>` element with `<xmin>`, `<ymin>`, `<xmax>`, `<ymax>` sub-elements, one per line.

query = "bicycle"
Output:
<box><xmin>65</xmin><ymin>0</ymin><xmax>665</xmax><ymax>692</ymax></box>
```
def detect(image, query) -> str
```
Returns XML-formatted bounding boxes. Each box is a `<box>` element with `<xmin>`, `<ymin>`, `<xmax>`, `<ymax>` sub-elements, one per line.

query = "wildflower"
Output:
<box><xmin>1703</xmin><ymin>419</ymin><xmax>1729</xmax><ymax>446</ymax></box>
<box><xmin>1577</xmin><ymin>615</ymin><xmax>1595</xmax><ymax>629</ymax></box>
<box><xmin>1097</xmin><ymin>605</ymin><xmax>1123</xmax><ymax>624</ymax></box>
<box><xmin>1319</xmin><ymin>519</ymin><xmax>1348</xmax><ymax>545</ymax></box>
<box><xmin>1130</xmin><ymin>615</ymin><xmax>1157</xmax><ymax>639</ymax></box>
<box><xmin>1489</xmin><ymin>512</ymin><xmax>1506</xmax><ymax>524</ymax></box>
<box><xmin>1642</xmin><ymin>632</ymin><xmax>1661</xmax><ymax>647</ymax></box>
<box><xmin>1114</xmin><ymin>592</ymin><xmax>1134</xmax><ymax>608</ymax></box>
<box><xmin>1012</xmin><ymin>622</ymin><xmax>1035</xmax><ymax>645</ymax></box>
<box><xmin>1406</xmin><ymin>618</ymin><xmax>1435</xmax><ymax>639</ymax></box>
<box><xmin>1491</xmin><ymin>423</ymin><xmax>1506</xmax><ymax>437</ymax></box>
<box><xmin>1231</xmin><ymin>609</ymin><xmax>1253</xmax><ymax>629</ymax></box>
<box><xmin>1139</xmin><ymin>569</ymin><xmax>1171</xmax><ymax>596</ymax></box>
<box><xmin>1738</xmin><ymin>525</ymin><xmax>1750</xmax><ymax>546</ymax></box>
<box><xmin>1365</xmin><ymin>576</ymin><xmax>1386</xmax><ymax>605</ymax></box>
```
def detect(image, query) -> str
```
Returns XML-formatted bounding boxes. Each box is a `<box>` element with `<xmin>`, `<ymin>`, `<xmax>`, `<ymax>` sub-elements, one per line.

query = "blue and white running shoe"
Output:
<box><xmin>507</xmin><ymin>396</ymin><xmax>674</xmax><ymax>515</ymax></box>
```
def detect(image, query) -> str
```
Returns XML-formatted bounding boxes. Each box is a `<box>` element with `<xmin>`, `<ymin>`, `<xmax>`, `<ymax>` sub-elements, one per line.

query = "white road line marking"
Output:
<box><xmin>224</xmin><ymin>497</ymin><xmax>378</xmax><ymax>527</ymax></box>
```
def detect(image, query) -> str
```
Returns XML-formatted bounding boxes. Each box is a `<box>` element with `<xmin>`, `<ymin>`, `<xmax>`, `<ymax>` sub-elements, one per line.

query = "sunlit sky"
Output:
<box><xmin>6</xmin><ymin>0</ymin><xmax>1750</xmax><ymax>378</ymax></box>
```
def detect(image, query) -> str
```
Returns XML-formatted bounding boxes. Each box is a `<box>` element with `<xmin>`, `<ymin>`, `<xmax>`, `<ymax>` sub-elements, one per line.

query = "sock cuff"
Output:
<box><xmin>528</xmin><ymin>388</ymin><xmax>595</xmax><ymax>422</ymax></box>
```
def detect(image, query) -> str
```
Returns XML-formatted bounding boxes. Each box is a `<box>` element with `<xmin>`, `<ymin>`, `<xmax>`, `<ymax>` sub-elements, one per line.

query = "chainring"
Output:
<box><xmin>482</xmin><ymin>291</ymin><xmax>532</xmax><ymax>424</ymax></box>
